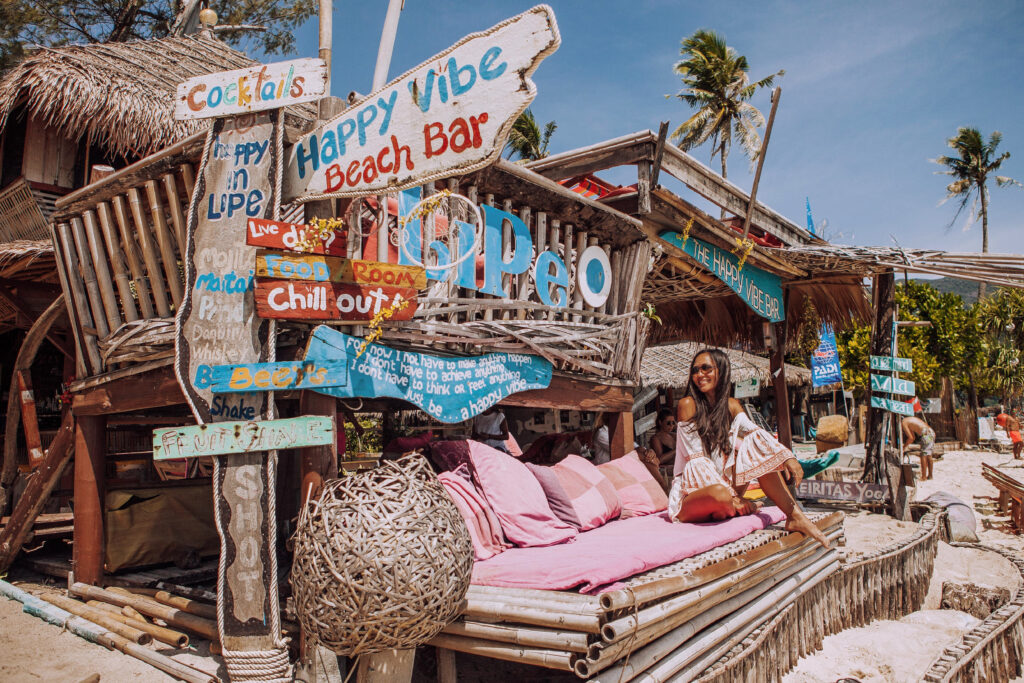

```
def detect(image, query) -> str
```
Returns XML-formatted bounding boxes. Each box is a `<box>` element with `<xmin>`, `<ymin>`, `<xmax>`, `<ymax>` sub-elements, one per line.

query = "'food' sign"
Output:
<box><xmin>284</xmin><ymin>5</ymin><xmax>560</xmax><ymax>201</ymax></box>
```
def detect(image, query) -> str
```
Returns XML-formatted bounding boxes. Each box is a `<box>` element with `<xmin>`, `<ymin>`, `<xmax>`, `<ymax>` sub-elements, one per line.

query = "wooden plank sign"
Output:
<box><xmin>256</xmin><ymin>249</ymin><xmax>427</xmax><ymax>288</ymax></box>
<box><xmin>246</xmin><ymin>217</ymin><xmax>347</xmax><ymax>256</ymax></box>
<box><xmin>284</xmin><ymin>6</ymin><xmax>560</xmax><ymax>200</ymax></box>
<box><xmin>175</xmin><ymin>58</ymin><xmax>327</xmax><ymax>121</ymax></box>
<box><xmin>254</xmin><ymin>278</ymin><xmax>417</xmax><ymax>321</ymax></box>
<box><xmin>154</xmin><ymin>417</ymin><xmax>335</xmax><ymax>460</ymax></box>
<box><xmin>303</xmin><ymin>325</ymin><xmax>553</xmax><ymax>423</ymax></box>
<box><xmin>204</xmin><ymin>360</ymin><xmax>349</xmax><ymax>394</ymax></box>
<box><xmin>870</xmin><ymin>374</ymin><xmax>916</xmax><ymax>396</ymax></box>
<box><xmin>796</xmin><ymin>479</ymin><xmax>890</xmax><ymax>503</ymax></box>
<box><xmin>871</xmin><ymin>395</ymin><xmax>915</xmax><ymax>416</ymax></box>
<box><xmin>870</xmin><ymin>355</ymin><xmax>913</xmax><ymax>372</ymax></box>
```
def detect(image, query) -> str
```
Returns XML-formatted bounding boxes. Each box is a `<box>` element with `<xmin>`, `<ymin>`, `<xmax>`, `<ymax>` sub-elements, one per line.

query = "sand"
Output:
<box><xmin>785</xmin><ymin>449</ymin><xmax>1024</xmax><ymax>682</ymax></box>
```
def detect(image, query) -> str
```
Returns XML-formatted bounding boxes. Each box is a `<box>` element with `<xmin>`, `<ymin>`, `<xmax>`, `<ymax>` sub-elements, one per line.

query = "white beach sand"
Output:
<box><xmin>786</xmin><ymin>449</ymin><xmax>1024</xmax><ymax>683</ymax></box>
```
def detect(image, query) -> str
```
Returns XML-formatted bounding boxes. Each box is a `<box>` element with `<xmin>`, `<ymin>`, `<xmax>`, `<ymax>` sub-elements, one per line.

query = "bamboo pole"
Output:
<box><xmin>49</xmin><ymin>227</ymin><xmax>88</xmax><ymax>376</ymax></box>
<box><xmin>95</xmin><ymin>202</ymin><xmax>139</xmax><ymax>322</ymax></box>
<box><xmin>81</xmin><ymin>210</ymin><xmax>123</xmax><ymax>333</ymax></box>
<box><xmin>144</xmin><ymin>180</ymin><xmax>185</xmax><ymax>306</ymax></box>
<box><xmin>39</xmin><ymin>594</ymin><xmax>152</xmax><ymax>644</ymax></box>
<box><xmin>86</xmin><ymin>601</ymin><xmax>190</xmax><ymax>647</ymax></box>
<box><xmin>547</xmin><ymin>220</ymin><xmax>560</xmax><ymax>321</ymax></box>
<box><xmin>126</xmin><ymin>187</ymin><xmax>172</xmax><ymax>317</ymax></box>
<box><xmin>1</xmin><ymin>581</ymin><xmax>214</xmax><ymax>683</ymax></box>
<box><xmin>162</xmin><ymin>172</ymin><xmax>188</xmax><ymax>258</ymax></box>
<box><xmin>68</xmin><ymin>217</ymin><xmax>111</xmax><ymax>338</ymax></box>
<box><xmin>466</xmin><ymin>585</ymin><xmax>600</xmax><ymax>610</ymax></box>
<box><xmin>461</xmin><ymin>599</ymin><xmax>602</xmax><ymax>633</ymax></box>
<box><xmin>155</xmin><ymin>582</ymin><xmax>217</xmax><ymax>604</ymax></box>
<box><xmin>109</xmin><ymin>196</ymin><xmax>156</xmax><ymax>319</ymax></box>
<box><xmin>70</xmin><ymin>583</ymin><xmax>218</xmax><ymax>641</ymax></box>
<box><xmin>180</xmin><ymin>163</ymin><xmax>196</xmax><ymax>202</ymax></box>
<box><xmin>56</xmin><ymin>222</ymin><xmax>103</xmax><ymax>373</ymax></box>
<box><xmin>427</xmin><ymin>633</ymin><xmax>575</xmax><ymax>671</ymax></box>
<box><xmin>442</xmin><ymin>620</ymin><xmax>591</xmax><ymax>653</ymax></box>
<box><xmin>151</xmin><ymin>590</ymin><xmax>217</xmax><ymax>620</ymax></box>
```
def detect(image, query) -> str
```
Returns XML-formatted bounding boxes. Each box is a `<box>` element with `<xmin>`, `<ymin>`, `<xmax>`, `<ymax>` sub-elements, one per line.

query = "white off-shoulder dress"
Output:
<box><xmin>667</xmin><ymin>412</ymin><xmax>794</xmax><ymax>521</ymax></box>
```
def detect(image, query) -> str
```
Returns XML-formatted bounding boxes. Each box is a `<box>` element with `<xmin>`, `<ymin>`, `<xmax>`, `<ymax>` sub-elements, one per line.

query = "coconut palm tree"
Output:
<box><xmin>505</xmin><ymin>108</ymin><xmax>556</xmax><ymax>162</ymax></box>
<box><xmin>935</xmin><ymin>127</ymin><xmax>1021</xmax><ymax>299</ymax></box>
<box><xmin>671</xmin><ymin>29</ymin><xmax>782</xmax><ymax>186</ymax></box>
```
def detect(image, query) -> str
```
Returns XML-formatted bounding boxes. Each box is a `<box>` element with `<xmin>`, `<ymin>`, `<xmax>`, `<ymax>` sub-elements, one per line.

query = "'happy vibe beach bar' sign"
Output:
<box><xmin>284</xmin><ymin>5</ymin><xmax>560</xmax><ymax>200</ymax></box>
<box><xmin>659</xmin><ymin>230</ymin><xmax>784</xmax><ymax>322</ymax></box>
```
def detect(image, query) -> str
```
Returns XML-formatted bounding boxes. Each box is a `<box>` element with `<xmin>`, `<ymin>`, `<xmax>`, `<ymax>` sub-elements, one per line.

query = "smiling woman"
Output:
<box><xmin>670</xmin><ymin>348</ymin><xmax>831</xmax><ymax>548</ymax></box>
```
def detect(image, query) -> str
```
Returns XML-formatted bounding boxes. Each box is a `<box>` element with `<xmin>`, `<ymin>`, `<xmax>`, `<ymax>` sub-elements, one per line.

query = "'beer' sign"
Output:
<box><xmin>284</xmin><ymin>5</ymin><xmax>560</xmax><ymax>201</ymax></box>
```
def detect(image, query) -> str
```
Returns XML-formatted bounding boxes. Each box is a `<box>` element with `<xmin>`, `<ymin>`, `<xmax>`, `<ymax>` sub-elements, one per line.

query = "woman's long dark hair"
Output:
<box><xmin>686</xmin><ymin>348</ymin><xmax>733</xmax><ymax>457</ymax></box>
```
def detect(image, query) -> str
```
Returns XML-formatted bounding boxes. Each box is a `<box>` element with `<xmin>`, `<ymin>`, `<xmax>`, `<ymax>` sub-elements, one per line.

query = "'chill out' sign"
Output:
<box><xmin>284</xmin><ymin>6</ymin><xmax>560</xmax><ymax>200</ymax></box>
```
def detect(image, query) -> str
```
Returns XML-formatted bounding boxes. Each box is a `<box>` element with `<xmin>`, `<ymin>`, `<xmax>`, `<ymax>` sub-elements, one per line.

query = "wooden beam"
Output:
<box><xmin>650</xmin><ymin>122</ymin><xmax>669</xmax><ymax>188</ymax></box>
<box><xmin>0</xmin><ymin>287</ymin><xmax>73</xmax><ymax>358</ymax></box>
<box><xmin>299</xmin><ymin>391</ymin><xmax>337</xmax><ymax>507</ymax></box>
<box><xmin>73</xmin><ymin>414</ymin><xmax>105</xmax><ymax>585</ymax></box>
<box><xmin>770</xmin><ymin>321</ymin><xmax>792</xmax><ymax>450</ymax></box>
<box><xmin>527</xmin><ymin>131</ymin><xmax>652</xmax><ymax>180</ymax></box>
<box><xmin>607</xmin><ymin>411</ymin><xmax>634</xmax><ymax>459</ymax></box>
<box><xmin>500</xmin><ymin>374</ymin><xmax>634</xmax><ymax>412</ymax></box>
<box><xmin>73</xmin><ymin>365</ymin><xmax>184</xmax><ymax>415</ymax></box>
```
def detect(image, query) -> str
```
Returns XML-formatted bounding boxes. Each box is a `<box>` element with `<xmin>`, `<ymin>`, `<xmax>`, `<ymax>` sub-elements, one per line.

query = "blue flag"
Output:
<box><xmin>806</xmin><ymin>197</ymin><xmax>816</xmax><ymax>236</ymax></box>
<box><xmin>811</xmin><ymin>324</ymin><xmax>842</xmax><ymax>386</ymax></box>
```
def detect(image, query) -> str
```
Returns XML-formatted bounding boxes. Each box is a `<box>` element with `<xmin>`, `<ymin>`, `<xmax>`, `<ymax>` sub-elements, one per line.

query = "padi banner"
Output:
<box><xmin>811</xmin><ymin>325</ymin><xmax>843</xmax><ymax>387</ymax></box>
<box><xmin>303</xmin><ymin>325</ymin><xmax>552</xmax><ymax>422</ymax></box>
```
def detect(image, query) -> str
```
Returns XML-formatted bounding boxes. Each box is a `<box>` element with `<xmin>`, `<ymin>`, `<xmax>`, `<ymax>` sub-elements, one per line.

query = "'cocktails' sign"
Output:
<box><xmin>284</xmin><ymin>5</ymin><xmax>560</xmax><ymax>201</ymax></box>
<box><xmin>175</xmin><ymin>58</ymin><xmax>327</xmax><ymax>121</ymax></box>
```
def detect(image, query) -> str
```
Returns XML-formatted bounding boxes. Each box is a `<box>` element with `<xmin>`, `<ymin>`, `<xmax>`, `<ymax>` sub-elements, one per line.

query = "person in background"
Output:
<box><xmin>591</xmin><ymin>413</ymin><xmax>610</xmax><ymax>465</ymax></box>
<box><xmin>649</xmin><ymin>409</ymin><xmax>677</xmax><ymax>466</ymax></box>
<box><xmin>996</xmin><ymin>412</ymin><xmax>1023</xmax><ymax>459</ymax></box>
<box><xmin>901</xmin><ymin>415</ymin><xmax>936</xmax><ymax>480</ymax></box>
<box><xmin>473</xmin><ymin>405</ymin><xmax>510</xmax><ymax>453</ymax></box>
<box><xmin>672</xmin><ymin>348</ymin><xmax>829</xmax><ymax>548</ymax></box>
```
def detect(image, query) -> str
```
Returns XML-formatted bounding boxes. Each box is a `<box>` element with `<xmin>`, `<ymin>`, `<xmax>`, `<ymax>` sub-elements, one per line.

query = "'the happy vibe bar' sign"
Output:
<box><xmin>284</xmin><ymin>5</ymin><xmax>560</xmax><ymax>201</ymax></box>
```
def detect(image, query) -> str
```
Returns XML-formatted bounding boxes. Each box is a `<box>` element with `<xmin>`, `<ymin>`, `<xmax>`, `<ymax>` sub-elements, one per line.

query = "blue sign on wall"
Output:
<box><xmin>658</xmin><ymin>231</ymin><xmax>784</xmax><ymax>322</ymax></box>
<box><xmin>303</xmin><ymin>325</ymin><xmax>553</xmax><ymax>422</ymax></box>
<box><xmin>811</xmin><ymin>325</ymin><xmax>843</xmax><ymax>387</ymax></box>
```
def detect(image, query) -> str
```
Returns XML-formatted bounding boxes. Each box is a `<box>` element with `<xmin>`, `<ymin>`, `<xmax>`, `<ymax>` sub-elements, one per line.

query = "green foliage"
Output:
<box><xmin>671</xmin><ymin>29</ymin><xmax>782</xmax><ymax>179</ymax></box>
<box><xmin>343</xmin><ymin>416</ymin><xmax>382</xmax><ymax>455</ymax></box>
<box><xmin>975</xmin><ymin>288</ymin><xmax>1024</xmax><ymax>400</ymax></box>
<box><xmin>505</xmin><ymin>108</ymin><xmax>557</xmax><ymax>162</ymax></box>
<box><xmin>1</xmin><ymin>0</ymin><xmax>316</xmax><ymax>72</ymax></box>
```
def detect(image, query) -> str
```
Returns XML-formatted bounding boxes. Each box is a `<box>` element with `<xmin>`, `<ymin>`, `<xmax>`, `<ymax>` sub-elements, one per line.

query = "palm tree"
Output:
<box><xmin>505</xmin><ymin>108</ymin><xmax>557</xmax><ymax>162</ymax></box>
<box><xmin>935</xmin><ymin>127</ymin><xmax>1021</xmax><ymax>299</ymax></box>
<box><xmin>671</xmin><ymin>29</ymin><xmax>782</xmax><ymax>187</ymax></box>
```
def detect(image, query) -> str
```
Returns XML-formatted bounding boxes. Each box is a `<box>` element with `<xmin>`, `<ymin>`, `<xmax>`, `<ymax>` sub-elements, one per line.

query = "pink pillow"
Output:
<box><xmin>439</xmin><ymin>470</ymin><xmax>509</xmax><ymax>561</ymax></box>
<box><xmin>469</xmin><ymin>441</ymin><xmax>577</xmax><ymax>548</ymax></box>
<box><xmin>526</xmin><ymin>462</ymin><xmax>583</xmax><ymax>529</ymax></box>
<box><xmin>598</xmin><ymin>451</ymin><xmax>669</xmax><ymax>518</ymax></box>
<box><xmin>550</xmin><ymin>454</ymin><xmax>622</xmax><ymax>531</ymax></box>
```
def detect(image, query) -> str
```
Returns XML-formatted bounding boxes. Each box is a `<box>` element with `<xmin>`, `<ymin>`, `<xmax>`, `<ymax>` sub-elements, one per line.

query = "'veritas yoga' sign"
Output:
<box><xmin>283</xmin><ymin>5</ymin><xmax>560</xmax><ymax>201</ymax></box>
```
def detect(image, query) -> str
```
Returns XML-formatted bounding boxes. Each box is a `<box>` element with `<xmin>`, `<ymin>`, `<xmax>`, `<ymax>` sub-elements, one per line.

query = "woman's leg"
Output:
<box><xmin>676</xmin><ymin>484</ymin><xmax>741</xmax><ymax>523</ymax></box>
<box><xmin>758</xmin><ymin>471</ymin><xmax>831</xmax><ymax>548</ymax></box>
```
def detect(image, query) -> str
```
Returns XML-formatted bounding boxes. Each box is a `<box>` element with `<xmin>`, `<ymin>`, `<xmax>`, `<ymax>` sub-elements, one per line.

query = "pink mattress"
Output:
<box><xmin>471</xmin><ymin>507</ymin><xmax>787</xmax><ymax>593</ymax></box>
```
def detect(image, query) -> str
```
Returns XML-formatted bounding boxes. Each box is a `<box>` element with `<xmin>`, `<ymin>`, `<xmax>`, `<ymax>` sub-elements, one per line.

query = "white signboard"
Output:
<box><xmin>175</xmin><ymin>58</ymin><xmax>327</xmax><ymax>121</ymax></box>
<box><xmin>734</xmin><ymin>377</ymin><xmax>760</xmax><ymax>399</ymax></box>
<box><xmin>283</xmin><ymin>5</ymin><xmax>560</xmax><ymax>201</ymax></box>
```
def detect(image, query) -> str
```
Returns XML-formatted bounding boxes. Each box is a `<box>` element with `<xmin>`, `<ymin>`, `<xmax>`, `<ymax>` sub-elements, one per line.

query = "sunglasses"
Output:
<box><xmin>691</xmin><ymin>363</ymin><xmax>716</xmax><ymax>375</ymax></box>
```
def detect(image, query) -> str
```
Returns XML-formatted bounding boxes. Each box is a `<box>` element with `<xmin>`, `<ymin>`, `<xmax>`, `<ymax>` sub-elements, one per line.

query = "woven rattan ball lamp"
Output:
<box><xmin>290</xmin><ymin>454</ymin><xmax>473</xmax><ymax>655</ymax></box>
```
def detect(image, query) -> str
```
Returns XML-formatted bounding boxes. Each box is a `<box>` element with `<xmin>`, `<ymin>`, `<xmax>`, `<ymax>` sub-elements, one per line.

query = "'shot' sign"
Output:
<box><xmin>283</xmin><ymin>5</ymin><xmax>560</xmax><ymax>201</ymax></box>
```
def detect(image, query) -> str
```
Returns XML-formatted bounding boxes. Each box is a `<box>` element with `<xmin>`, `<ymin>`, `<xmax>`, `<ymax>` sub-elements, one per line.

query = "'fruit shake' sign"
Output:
<box><xmin>284</xmin><ymin>5</ymin><xmax>560</xmax><ymax>201</ymax></box>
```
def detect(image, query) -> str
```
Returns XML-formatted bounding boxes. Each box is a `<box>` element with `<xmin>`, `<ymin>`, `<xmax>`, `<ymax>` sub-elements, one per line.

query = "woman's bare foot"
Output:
<box><xmin>785</xmin><ymin>511</ymin><xmax>832</xmax><ymax>549</ymax></box>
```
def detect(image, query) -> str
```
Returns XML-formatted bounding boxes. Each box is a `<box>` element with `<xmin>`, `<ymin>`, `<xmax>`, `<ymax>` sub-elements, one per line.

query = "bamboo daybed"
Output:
<box><xmin>428</xmin><ymin>505</ymin><xmax>946</xmax><ymax>682</ymax></box>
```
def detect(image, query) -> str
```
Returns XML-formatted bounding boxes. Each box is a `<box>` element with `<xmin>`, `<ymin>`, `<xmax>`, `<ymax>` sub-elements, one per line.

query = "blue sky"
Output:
<box><xmin>260</xmin><ymin>0</ymin><xmax>1024</xmax><ymax>253</ymax></box>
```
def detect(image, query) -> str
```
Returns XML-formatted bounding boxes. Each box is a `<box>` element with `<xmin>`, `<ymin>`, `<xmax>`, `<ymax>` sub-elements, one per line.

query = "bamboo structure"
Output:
<box><xmin>70</xmin><ymin>582</ymin><xmax>219</xmax><ymax>641</ymax></box>
<box><xmin>428</xmin><ymin>506</ymin><xmax>948</xmax><ymax>681</ymax></box>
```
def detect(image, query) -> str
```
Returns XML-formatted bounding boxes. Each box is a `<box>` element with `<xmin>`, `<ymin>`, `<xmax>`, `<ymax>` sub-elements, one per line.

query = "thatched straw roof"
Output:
<box><xmin>0</xmin><ymin>35</ymin><xmax>273</xmax><ymax>158</ymax></box>
<box><xmin>641</xmin><ymin>341</ymin><xmax>812</xmax><ymax>390</ymax></box>
<box><xmin>0</xmin><ymin>239</ymin><xmax>55</xmax><ymax>282</ymax></box>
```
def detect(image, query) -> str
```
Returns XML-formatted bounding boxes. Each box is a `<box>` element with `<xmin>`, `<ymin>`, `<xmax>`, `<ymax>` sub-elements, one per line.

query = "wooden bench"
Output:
<box><xmin>982</xmin><ymin>463</ymin><xmax>1024</xmax><ymax>530</ymax></box>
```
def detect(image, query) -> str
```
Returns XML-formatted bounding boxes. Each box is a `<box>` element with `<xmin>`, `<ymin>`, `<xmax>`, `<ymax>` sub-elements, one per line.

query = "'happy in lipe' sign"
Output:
<box><xmin>303</xmin><ymin>325</ymin><xmax>553</xmax><ymax>422</ymax></box>
<box><xmin>283</xmin><ymin>6</ymin><xmax>560</xmax><ymax>200</ymax></box>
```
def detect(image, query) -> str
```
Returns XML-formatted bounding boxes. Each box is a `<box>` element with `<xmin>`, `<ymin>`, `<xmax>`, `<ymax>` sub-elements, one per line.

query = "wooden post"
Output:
<box><xmin>864</xmin><ymin>271</ymin><xmax>894</xmax><ymax>485</ymax></box>
<box><xmin>770</xmin><ymin>321</ymin><xmax>792</xmax><ymax>450</ymax></box>
<box><xmin>299</xmin><ymin>392</ymin><xmax>338</xmax><ymax>507</ymax></box>
<box><xmin>436</xmin><ymin>647</ymin><xmax>457</xmax><ymax>683</ymax></box>
<box><xmin>607</xmin><ymin>411</ymin><xmax>634</xmax><ymax>459</ymax></box>
<box><xmin>358</xmin><ymin>649</ymin><xmax>415</xmax><ymax>683</ymax></box>
<box><xmin>73</xmin><ymin>415</ymin><xmax>106</xmax><ymax>586</ymax></box>
<box><xmin>637</xmin><ymin>159</ymin><xmax>652</xmax><ymax>215</ymax></box>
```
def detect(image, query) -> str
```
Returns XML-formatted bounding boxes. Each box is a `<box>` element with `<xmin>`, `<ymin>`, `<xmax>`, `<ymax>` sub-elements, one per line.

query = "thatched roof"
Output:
<box><xmin>641</xmin><ymin>341</ymin><xmax>812</xmax><ymax>390</ymax></box>
<box><xmin>0</xmin><ymin>239</ymin><xmax>55</xmax><ymax>281</ymax></box>
<box><xmin>0</xmin><ymin>35</ymin><xmax>265</xmax><ymax>158</ymax></box>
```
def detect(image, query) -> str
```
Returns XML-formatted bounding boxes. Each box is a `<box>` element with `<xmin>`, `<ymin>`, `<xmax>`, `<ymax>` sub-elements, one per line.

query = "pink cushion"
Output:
<box><xmin>598</xmin><ymin>451</ymin><xmax>669</xmax><ymax>518</ymax></box>
<box><xmin>550</xmin><ymin>454</ymin><xmax>622</xmax><ymax>531</ymax></box>
<box><xmin>469</xmin><ymin>441</ymin><xmax>577</xmax><ymax>548</ymax></box>
<box><xmin>439</xmin><ymin>470</ymin><xmax>509</xmax><ymax>561</ymax></box>
<box><xmin>526</xmin><ymin>462</ymin><xmax>583</xmax><ymax>529</ymax></box>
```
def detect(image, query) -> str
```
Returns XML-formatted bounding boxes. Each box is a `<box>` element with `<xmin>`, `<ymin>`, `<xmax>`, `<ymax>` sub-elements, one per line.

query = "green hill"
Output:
<box><xmin>911</xmin><ymin>277</ymin><xmax>979</xmax><ymax>305</ymax></box>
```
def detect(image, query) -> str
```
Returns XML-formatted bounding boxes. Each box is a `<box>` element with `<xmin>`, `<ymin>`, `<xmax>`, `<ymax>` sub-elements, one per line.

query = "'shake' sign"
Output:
<box><xmin>153</xmin><ymin>416</ymin><xmax>335</xmax><ymax>459</ymax></box>
<box><xmin>175</xmin><ymin>58</ymin><xmax>327</xmax><ymax>121</ymax></box>
<box><xmin>284</xmin><ymin>5</ymin><xmax>560</xmax><ymax>201</ymax></box>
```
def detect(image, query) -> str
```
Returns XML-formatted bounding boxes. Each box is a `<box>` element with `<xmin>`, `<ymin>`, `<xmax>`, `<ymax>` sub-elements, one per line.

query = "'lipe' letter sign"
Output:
<box><xmin>174</xmin><ymin>108</ymin><xmax>289</xmax><ymax>672</ymax></box>
<box><xmin>283</xmin><ymin>5</ymin><xmax>560</xmax><ymax>201</ymax></box>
